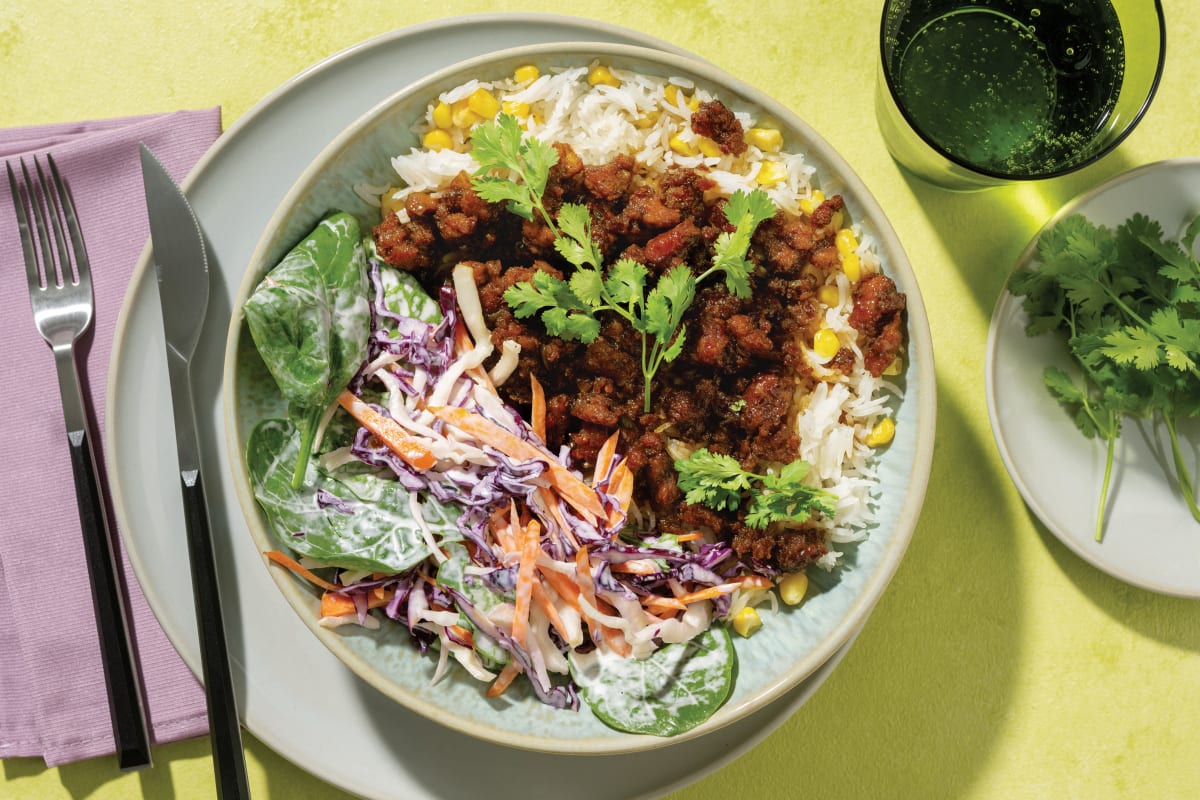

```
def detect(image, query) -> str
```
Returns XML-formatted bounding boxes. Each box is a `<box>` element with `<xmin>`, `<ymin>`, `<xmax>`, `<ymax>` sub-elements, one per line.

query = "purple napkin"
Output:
<box><xmin>0</xmin><ymin>109</ymin><xmax>222</xmax><ymax>767</ymax></box>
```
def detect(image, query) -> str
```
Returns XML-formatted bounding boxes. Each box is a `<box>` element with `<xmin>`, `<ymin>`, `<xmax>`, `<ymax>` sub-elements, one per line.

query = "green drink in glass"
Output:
<box><xmin>877</xmin><ymin>0</ymin><xmax>1165</xmax><ymax>189</ymax></box>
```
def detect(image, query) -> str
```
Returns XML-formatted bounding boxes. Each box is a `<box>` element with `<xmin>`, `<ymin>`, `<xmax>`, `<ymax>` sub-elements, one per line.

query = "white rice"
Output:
<box><xmin>364</xmin><ymin>60</ymin><xmax>902</xmax><ymax>569</ymax></box>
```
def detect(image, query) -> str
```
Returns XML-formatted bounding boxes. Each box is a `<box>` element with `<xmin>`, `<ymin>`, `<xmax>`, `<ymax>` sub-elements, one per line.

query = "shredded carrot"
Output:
<box><xmin>607</xmin><ymin>461</ymin><xmax>634</xmax><ymax>526</ymax></box>
<box><xmin>337</xmin><ymin>390</ymin><xmax>437</xmax><ymax>470</ymax></box>
<box><xmin>486</xmin><ymin>661</ymin><xmax>523</xmax><ymax>698</ymax></box>
<box><xmin>642</xmin><ymin>595</ymin><xmax>688</xmax><ymax>612</ymax></box>
<box><xmin>531</xmin><ymin>580</ymin><xmax>571</xmax><ymax>642</ymax></box>
<box><xmin>536</xmin><ymin>563</ymin><xmax>582</xmax><ymax>613</ymax></box>
<box><xmin>429</xmin><ymin>405</ymin><xmax>604</xmax><ymax>520</ymax></box>
<box><xmin>573</xmin><ymin>546</ymin><xmax>602</xmax><ymax>643</ymax></box>
<box><xmin>535</xmin><ymin>486</ymin><xmax>580</xmax><ymax>550</ymax></box>
<box><xmin>675</xmin><ymin>532</ymin><xmax>704</xmax><ymax>542</ymax></box>
<box><xmin>263</xmin><ymin>550</ymin><xmax>341</xmax><ymax>592</ymax></box>
<box><xmin>529</xmin><ymin>373</ymin><xmax>546</xmax><ymax>442</ymax></box>
<box><xmin>488</xmin><ymin>501</ymin><xmax>519</xmax><ymax>552</ymax></box>
<box><xmin>511</xmin><ymin>520</ymin><xmax>541</xmax><ymax>648</ymax></box>
<box><xmin>320</xmin><ymin>587</ymin><xmax>395</xmax><ymax>618</ymax></box>
<box><xmin>573</xmin><ymin>546</ymin><xmax>630</xmax><ymax>654</ymax></box>
<box><xmin>448</xmin><ymin>624</ymin><xmax>476</xmax><ymax>648</ymax></box>
<box><xmin>600</xmin><ymin>626</ymin><xmax>633</xmax><ymax>657</ymax></box>
<box><xmin>672</xmin><ymin>575</ymin><xmax>773</xmax><ymax>606</ymax></box>
<box><xmin>592</xmin><ymin>431</ymin><xmax>621</xmax><ymax>485</ymax></box>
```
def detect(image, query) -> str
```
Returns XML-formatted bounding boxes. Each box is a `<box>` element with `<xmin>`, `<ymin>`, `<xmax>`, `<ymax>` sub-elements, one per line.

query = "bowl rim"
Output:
<box><xmin>223</xmin><ymin>39</ymin><xmax>937</xmax><ymax>755</ymax></box>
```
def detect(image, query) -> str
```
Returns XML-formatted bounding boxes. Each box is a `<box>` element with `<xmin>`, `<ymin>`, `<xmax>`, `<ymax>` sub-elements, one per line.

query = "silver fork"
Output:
<box><xmin>6</xmin><ymin>154</ymin><xmax>153</xmax><ymax>771</ymax></box>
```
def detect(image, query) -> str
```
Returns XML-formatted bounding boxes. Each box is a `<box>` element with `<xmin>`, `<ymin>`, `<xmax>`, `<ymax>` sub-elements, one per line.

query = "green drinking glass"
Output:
<box><xmin>876</xmin><ymin>0</ymin><xmax>1165</xmax><ymax>190</ymax></box>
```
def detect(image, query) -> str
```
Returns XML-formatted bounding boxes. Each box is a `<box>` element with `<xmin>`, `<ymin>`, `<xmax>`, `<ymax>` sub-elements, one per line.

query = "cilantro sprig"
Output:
<box><xmin>1008</xmin><ymin>212</ymin><xmax>1200</xmax><ymax>539</ymax></box>
<box><xmin>469</xmin><ymin>114</ymin><xmax>776</xmax><ymax>412</ymax></box>
<box><xmin>469</xmin><ymin>113</ymin><xmax>559</xmax><ymax>227</ymax></box>
<box><xmin>674</xmin><ymin>448</ymin><xmax>837</xmax><ymax>529</ymax></box>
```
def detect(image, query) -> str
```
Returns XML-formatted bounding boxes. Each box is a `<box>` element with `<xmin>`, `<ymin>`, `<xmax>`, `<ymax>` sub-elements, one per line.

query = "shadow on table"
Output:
<box><xmin>1033</xmin><ymin>521</ymin><xmax>1200</xmax><ymax>652</ymax></box>
<box><xmin>2</xmin><ymin>737</ymin><xmax>215</xmax><ymax>800</ymax></box>
<box><xmin>664</xmin><ymin>382</ymin><xmax>1025</xmax><ymax>799</ymax></box>
<box><xmin>896</xmin><ymin>149</ymin><xmax>1137</xmax><ymax>316</ymax></box>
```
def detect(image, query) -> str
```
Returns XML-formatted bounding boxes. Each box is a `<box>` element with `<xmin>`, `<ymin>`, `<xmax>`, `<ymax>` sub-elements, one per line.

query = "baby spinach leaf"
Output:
<box><xmin>379</xmin><ymin>262</ymin><xmax>443</xmax><ymax>324</ymax></box>
<box><xmin>244</xmin><ymin>211</ymin><xmax>371</xmax><ymax>486</ymax></box>
<box><xmin>569</xmin><ymin>626</ymin><xmax>735</xmax><ymax>736</ymax></box>
<box><xmin>437</xmin><ymin>542</ymin><xmax>510</xmax><ymax>667</ymax></box>
<box><xmin>247</xmin><ymin>418</ymin><xmax>457</xmax><ymax>574</ymax></box>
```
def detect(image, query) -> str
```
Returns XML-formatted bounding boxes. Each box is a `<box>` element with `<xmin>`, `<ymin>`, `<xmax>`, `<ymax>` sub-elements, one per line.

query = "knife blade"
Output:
<box><xmin>139</xmin><ymin>143</ymin><xmax>250</xmax><ymax>799</ymax></box>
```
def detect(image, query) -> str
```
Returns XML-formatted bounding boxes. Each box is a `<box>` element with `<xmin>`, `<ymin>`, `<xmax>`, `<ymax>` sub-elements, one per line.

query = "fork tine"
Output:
<box><xmin>45</xmin><ymin>153</ymin><xmax>89</xmax><ymax>289</ymax></box>
<box><xmin>6</xmin><ymin>159</ymin><xmax>44</xmax><ymax>291</ymax></box>
<box><xmin>36</xmin><ymin>154</ymin><xmax>80</xmax><ymax>287</ymax></box>
<box><xmin>20</xmin><ymin>157</ymin><xmax>61</xmax><ymax>288</ymax></box>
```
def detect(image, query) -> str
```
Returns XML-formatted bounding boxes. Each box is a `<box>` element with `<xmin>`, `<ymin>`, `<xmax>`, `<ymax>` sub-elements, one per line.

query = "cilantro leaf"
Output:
<box><xmin>674</xmin><ymin>448</ymin><xmax>838</xmax><ymax>530</ymax></box>
<box><xmin>674</xmin><ymin>449</ymin><xmax>751</xmax><ymax>511</ymax></box>
<box><xmin>554</xmin><ymin>203</ymin><xmax>604</xmax><ymax>271</ymax></box>
<box><xmin>469</xmin><ymin>114</ymin><xmax>558</xmax><ymax>224</ymax></box>
<box><xmin>701</xmin><ymin>189</ymin><xmax>776</xmax><ymax>299</ymax></box>
<box><xmin>503</xmin><ymin>271</ymin><xmax>600</xmax><ymax>342</ymax></box>
<box><xmin>603</xmin><ymin>259</ymin><xmax>648</xmax><ymax>307</ymax></box>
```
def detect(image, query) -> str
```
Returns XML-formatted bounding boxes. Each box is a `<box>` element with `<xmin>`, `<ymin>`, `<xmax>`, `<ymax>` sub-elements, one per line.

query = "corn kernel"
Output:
<box><xmin>836</xmin><ymin>228</ymin><xmax>859</xmax><ymax>256</ymax></box>
<box><xmin>818</xmin><ymin>284</ymin><xmax>841</xmax><ymax>308</ymax></box>
<box><xmin>669</xmin><ymin>134</ymin><xmax>696</xmax><ymax>157</ymax></box>
<box><xmin>588</xmin><ymin>65</ymin><xmax>620</xmax><ymax>87</ymax></box>
<box><xmin>755</xmin><ymin>161</ymin><xmax>787</xmax><ymax>185</ymax></box>
<box><xmin>514</xmin><ymin>64</ymin><xmax>540</xmax><ymax>83</ymax></box>
<box><xmin>882</xmin><ymin>356</ymin><xmax>903</xmax><ymax>376</ymax></box>
<box><xmin>664</xmin><ymin>83</ymin><xmax>682</xmax><ymax>106</ymax></box>
<box><xmin>779</xmin><ymin>572</ymin><xmax>809</xmax><ymax>606</ymax></box>
<box><xmin>842</xmin><ymin>252</ymin><xmax>862</xmax><ymax>283</ymax></box>
<box><xmin>696</xmin><ymin>136</ymin><xmax>723</xmax><ymax>158</ymax></box>
<box><xmin>813</xmin><ymin>328</ymin><xmax>840</xmax><ymax>359</ymax></box>
<box><xmin>866</xmin><ymin>417</ymin><xmax>896</xmax><ymax>447</ymax></box>
<box><xmin>467</xmin><ymin>87</ymin><xmax>499</xmax><ymax>119</ymax></box>
<box><xmin>688</xmin><ymin>94</ymin><xmax>701</xmax><ymax>111</ymax></box>
<box><xmin>747</xmin><ymin>127</ymin><xmax>783</xmax><ymax>152</ymax></box>
<box><xmin>501</xmin><ymin>100</ymin><xmax>530</xmax><ymax>117</ymax></box>
<box><xmin>799</xmin><ymin>189</ymin><xmax>825</xmax><ymax>215</ymax></box>
<box><xmin>422</xmin><ymin>129</ymin><xmax>454</xmax><ymax>151</ymax></box>
<box><xmin>380</xmin><ymin>187</ymin><xmax>403</xmax><ymax>218</ymax></box>
<box><xmin>450</xmin><ymin>99</ymin><xmax>480</xmax><ymax>128</ymax></box>
<box><xmin>432</xmin><ymin>101</ymin><xmax>453</xmax><ymax>129</ymax></box>
<box><xmin>731</xmin><ymin>607</ymin><xmax>762</xmax><ymax>638</ymax></box>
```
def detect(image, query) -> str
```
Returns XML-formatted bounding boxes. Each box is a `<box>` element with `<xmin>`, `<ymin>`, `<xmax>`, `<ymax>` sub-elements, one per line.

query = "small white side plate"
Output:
<box><xmin>986</xmin><ymin>159</ymin><xmax>1200</xmax><ymax>597</ymax></box>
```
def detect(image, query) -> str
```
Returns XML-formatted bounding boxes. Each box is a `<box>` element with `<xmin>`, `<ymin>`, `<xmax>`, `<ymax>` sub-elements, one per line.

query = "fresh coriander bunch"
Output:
<box><xmin>1008</xmin><ymin>212</ymin><xmax>1200</xmax><ymax>539</ymax></box>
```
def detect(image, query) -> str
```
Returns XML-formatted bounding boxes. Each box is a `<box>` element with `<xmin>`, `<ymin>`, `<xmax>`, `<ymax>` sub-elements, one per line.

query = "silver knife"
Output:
<box><xmin>139</xmin><ymin>144</ymin><xmax>250</xmax><ymax>799</ymax></box>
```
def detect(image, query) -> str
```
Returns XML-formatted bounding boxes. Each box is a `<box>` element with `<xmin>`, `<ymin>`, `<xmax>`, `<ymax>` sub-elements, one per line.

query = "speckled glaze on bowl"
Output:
<box><xmin>223</xmin><ymin>42</ymin><xmax>935</xmax><ymax>755</ymax></box>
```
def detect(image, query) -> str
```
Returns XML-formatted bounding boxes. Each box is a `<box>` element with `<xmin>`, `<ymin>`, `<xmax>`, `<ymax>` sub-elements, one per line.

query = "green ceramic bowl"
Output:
<box><xmin>224</xmin><ymin>41</ymin><xmax>936</xmax><ymax>755</ymax></box>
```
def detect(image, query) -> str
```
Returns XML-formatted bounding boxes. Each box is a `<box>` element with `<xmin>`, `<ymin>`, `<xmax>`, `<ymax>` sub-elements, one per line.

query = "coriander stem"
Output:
<box><xmin>1095</xmin><ymin>426</ymin><xmax>1117</xmax><ymax>542</ymax></box>
<box><xmin>1163</xmin><ymin>412</ymin><xmax>1200</xmax><ymax>525</ymax></box>
<box><xmin>1103</xmin><ymin>284</ymin><xmax>1153</xmax><ymax>330</ymax></box>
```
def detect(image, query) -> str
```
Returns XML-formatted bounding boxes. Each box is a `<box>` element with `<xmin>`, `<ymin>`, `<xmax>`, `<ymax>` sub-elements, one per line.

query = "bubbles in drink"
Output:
<box><xmin>886</xmin><ymin>0</ymin><xmax>1124</xmax><ymax>176</ymax></box>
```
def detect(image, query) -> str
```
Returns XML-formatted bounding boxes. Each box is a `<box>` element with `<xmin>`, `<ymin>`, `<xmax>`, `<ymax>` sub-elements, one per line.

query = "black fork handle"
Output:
<box><xmin>179</xmin><ymin>469</ymin><xmax>250</xmax><ymax>799</ymax></box>
<box><xmin>66</xmin><ymin>423</ymin><xmax>153</xmax><ymax>771</ymax></box>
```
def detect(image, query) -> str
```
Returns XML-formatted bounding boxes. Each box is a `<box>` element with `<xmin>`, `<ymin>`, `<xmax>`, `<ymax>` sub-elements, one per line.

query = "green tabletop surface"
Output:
<box><xmin>3</xmin><ymin>2</ymin><xmax>1198</xmax><ymax>798</ymax></box>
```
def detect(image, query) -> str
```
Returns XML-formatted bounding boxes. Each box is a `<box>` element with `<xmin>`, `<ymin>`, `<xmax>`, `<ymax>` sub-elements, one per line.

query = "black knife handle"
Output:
<box><xmin>179</xmin><ymin>470</ymin><xmax>250</xmax><ymax>799</ymax></box>
<box><xmin>67</xmin><ymin>426</ymin><xmax>153</xmax><ymax>771</ymax></box>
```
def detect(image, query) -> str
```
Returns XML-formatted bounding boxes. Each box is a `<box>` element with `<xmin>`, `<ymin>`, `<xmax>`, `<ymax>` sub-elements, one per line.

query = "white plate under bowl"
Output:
<box><xmin>987</xmin><ymin>158</ymin><xmax>1200</xmax><ymax>598</ymax></box>
<box><xmin>107</xmin><ymin>15</ymin><xmax>881</xmax><ymax>799</ymax></box>
<box><xmin>223</xmin><ymin>42</ymin><xmax>935</xmax><ymax>754</ymax></box>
